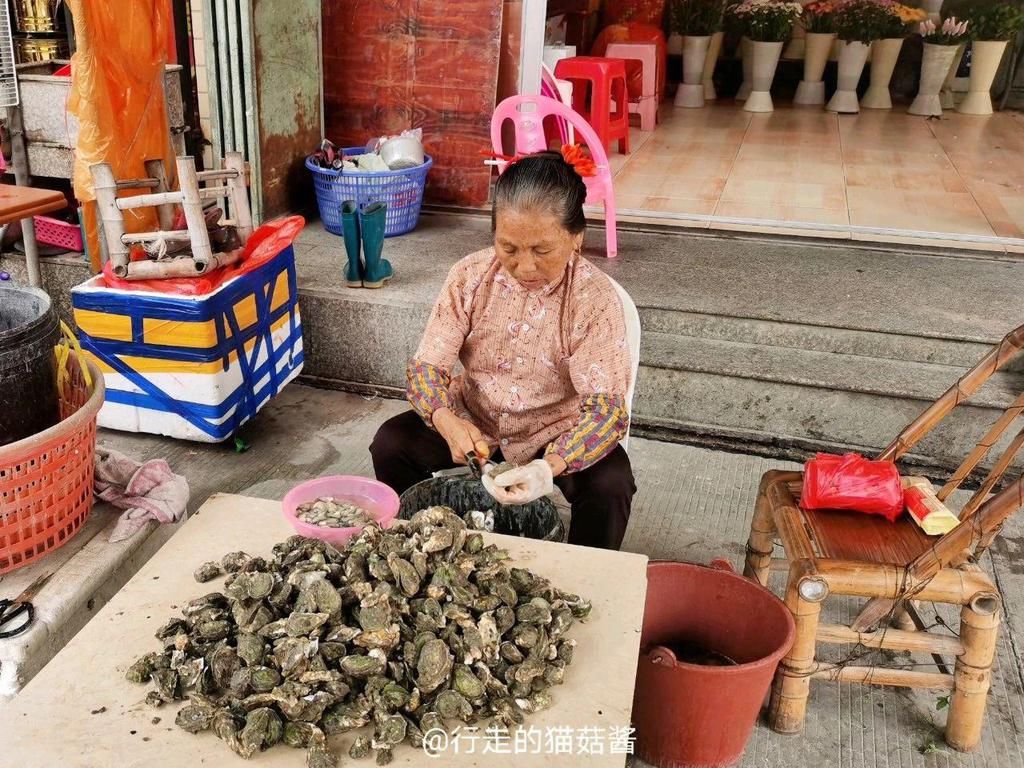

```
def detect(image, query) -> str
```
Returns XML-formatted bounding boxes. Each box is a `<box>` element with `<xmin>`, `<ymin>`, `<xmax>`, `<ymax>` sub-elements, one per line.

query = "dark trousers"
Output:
<box><xmin>370</xmin><ymin>410</ymin><xmax>635</xmax><ymax>550</ymax></box>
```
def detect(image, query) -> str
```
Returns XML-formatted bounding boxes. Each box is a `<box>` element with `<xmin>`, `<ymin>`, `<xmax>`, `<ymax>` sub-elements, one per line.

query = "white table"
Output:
<box><xmin>0</xmin><ymin>494</ymin><xmax>649</xmax><ymax>767</ymax></box>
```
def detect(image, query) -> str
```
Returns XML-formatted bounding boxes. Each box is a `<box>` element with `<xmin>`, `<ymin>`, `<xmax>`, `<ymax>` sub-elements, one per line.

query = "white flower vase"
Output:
<box><xmin>737</xmin><ymin>37</ymin><xmax>753</xmax><ymax>100</ymax></box>
<box><xmin>958</xmin><ymin>40</ymin><xmax>1010</xmax><ymax>115</ymax></box>
<box><xmin>677</xmin><ymin>35</ymin><xmax>711</xmax><ymax>108</ymax></box>
<box><xmin>923</xmin><ymin>0</ymin><xmax>943</xmax><ymax>25</ymax></box>
<box><xmin>703</xmin><ymin>31</ymin><xmax>725</xmax><ymax>100</ymax></box>
<box><xmin>909</xmin><ymin>43</ymin><xmax>959</xmax><ymax>116</ymax></box>
<box><xmin>744</xmin><ymin>40</ymin><xmax>784</xmax><ymax>113</ymax></box>
<box><xmin>861</xmin><ymin>37</ymin><xmax>904</xmax><ymax>109</ymax></box>
<box><xmin>940</xmin><ymin>44</ymin><xmax>965</xmax><ymax>109</ymax></box>
<box><xmin>827</xmin><ymin>40</ymin><xmax>871</xmax><ymax>113</ymax></box>
<box><xmin>668</xmin><ymin>33</ymin><xmax>684</xmax><ymax>56</ymax></box>
<box><xmin>794</xmin><ymin>32</ymin><xmax>836</xmax><ymax>105</ymax></box>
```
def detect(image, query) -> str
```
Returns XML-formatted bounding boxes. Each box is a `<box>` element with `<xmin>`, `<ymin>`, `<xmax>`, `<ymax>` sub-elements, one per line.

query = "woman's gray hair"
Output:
<box><xmin>492</xmin><ymin>151</ymin><xmax>587</xmax><ymax>234</ymax></box>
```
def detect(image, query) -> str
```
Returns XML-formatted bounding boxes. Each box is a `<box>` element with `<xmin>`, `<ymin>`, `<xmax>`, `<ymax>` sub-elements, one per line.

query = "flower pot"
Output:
<box><xmin>958</xmin><ymin>40</ymin><xmax>1010</xmax><ymax>115</ymax></box>
<box><xmin>827</xmin><ymin>40</ymin><xmax>871</xmax><ymax>114</ymax></box>
<box><xmin>737</xmin><ymin>37</ymin><xmax>754</xmax><ymax>100</ymax></box>
<box><xmin>940</xmin><ymin>44</ymin><xmax>965</xmax><ymax>109</ymax></box>
<box><xmin>923</xmin><ymin>0</ymin><xmax>943</xmax><ymax>25</ymax></box>
<box><xmin>677</xmin><ymin>35</ymin><xmax>711</xmax><ymax>108</ymax></box>
<box><xmin>861</xmin><ymin>37</ymin><xmax>904</xmax><ymax>109</ymax></box>
<box><xmin>703</xmin><ymin>30</ymin><xmax>725</xmax><ymax>100</ymax></box>
<box><xmin>668</xmin><ymin>33</ymin><xmax>684</xmax><ymax>56</ymax></box>
<box><xmin>909</xmin><ymin>43</ymin><xmax>959</xmax><ymax>116</ymax></box>
<box><xmin>744</xmin><ymin>41</ymin><xmax>784</xmax><ymax>113</ymax></box>
<box><xmin>794</xmin><ymin>32</ymin><xmax>836</xmax><ymax>106</ymax></box>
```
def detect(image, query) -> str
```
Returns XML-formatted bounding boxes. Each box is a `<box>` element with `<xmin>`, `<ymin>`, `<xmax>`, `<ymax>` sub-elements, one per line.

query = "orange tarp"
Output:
<box><xmin>67</xmin><ymin>0</ymin><xmax>176</xmax><ymax>272</ymax></box>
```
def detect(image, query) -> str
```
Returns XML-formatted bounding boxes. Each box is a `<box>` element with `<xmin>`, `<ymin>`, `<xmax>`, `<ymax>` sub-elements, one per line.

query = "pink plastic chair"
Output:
<box><xmin>490</xmin><ymin>94</ymin><xmax>618</xmax><ymax>258</ymax></box>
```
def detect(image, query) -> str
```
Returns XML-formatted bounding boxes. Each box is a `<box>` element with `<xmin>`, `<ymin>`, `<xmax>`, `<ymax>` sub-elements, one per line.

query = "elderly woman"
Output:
<box><xmin>370</xmin><ymin>150</ymin><xmax>634</xmax><ymax>550</ymax></box>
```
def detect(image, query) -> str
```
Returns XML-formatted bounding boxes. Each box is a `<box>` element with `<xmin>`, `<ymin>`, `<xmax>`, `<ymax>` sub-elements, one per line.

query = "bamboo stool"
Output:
<box><xmin>90</xmin><ymin>153</ymin><xmax>252</xmax><ymax>280</ymax></box>
<box><xmin>744</xmin><ymin>323</ymin><xmax>1024</xmax><ymax>752</ymax></box>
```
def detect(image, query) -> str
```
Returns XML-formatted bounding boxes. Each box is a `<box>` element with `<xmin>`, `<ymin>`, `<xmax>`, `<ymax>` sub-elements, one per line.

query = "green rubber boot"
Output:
<box><xmin>341</xmin><ymin>201</ymin><xmax>363</xmax><ymax>288</ymax></box>
<box><xmin>360</xmin><ymin>202</ymin><xmax>393</xmax><ymax>289</ymax></box>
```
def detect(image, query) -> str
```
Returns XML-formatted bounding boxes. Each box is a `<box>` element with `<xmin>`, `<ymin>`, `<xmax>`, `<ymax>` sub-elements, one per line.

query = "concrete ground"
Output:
<box><xmin>99</xmin><ymin>382</ymin><xmax>1024</xmax><ymax>768</ymax></box>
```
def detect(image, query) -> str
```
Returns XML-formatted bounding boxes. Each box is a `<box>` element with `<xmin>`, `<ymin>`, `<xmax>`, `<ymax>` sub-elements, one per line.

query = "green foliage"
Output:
<box><xmin>671</xmin><ymin>0</ymin><xmax>729</xmax><ymax>36</ymax></box>
<box><xmin>964</xmin><ymin>2</ymin><xmax>1024</xmax><ymax>40</ymax></box>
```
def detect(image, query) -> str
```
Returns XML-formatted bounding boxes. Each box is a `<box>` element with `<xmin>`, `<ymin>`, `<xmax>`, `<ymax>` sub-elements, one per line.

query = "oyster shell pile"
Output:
<box><xmin>126</xmin><ymin>506</ymin><xmax>590</xmax><ymax>766</ymax></box>
<box><xmin>296</xmin><ymin>498</ymin><xmax>373</xmax><ymax>528</ymax></box>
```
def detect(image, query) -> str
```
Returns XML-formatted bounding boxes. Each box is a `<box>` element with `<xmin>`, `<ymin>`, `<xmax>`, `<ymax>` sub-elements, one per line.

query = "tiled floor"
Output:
<box><xmin>606</xmin><ymin>103</ymin><xmax>1024</xmax><ymax>254</ymax></box>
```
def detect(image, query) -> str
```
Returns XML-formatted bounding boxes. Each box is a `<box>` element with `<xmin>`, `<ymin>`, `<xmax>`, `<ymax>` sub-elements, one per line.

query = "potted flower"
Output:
<box><xmin>727</xmin><ymin>0</ymin><xmax>805</xmax><ymax>112</ymax></box>
<box><xmin>861</xmin><ymin>4</ymin><xmax>928</xmax><ymax>109</ymax></box>
<box><xmin>958</xmin><ymin>2</ymin><xmax>1024</xmax><ymax>115</ymax></box>
<box><xmin>827</xmin><ymin>0</ymin><xmax>899</xmax><ymax>113</ymax></box>
<box><xmin>909</xmin><ymin>16</ymin><xmax>970</xmax><ymax>115</ymax></box>
<box><xmin>795</xmin><ymin>1</ymin><xmax>838</xmax><ymax>105</ymax></box>
<box><xmin>671</xmin><ymin>0</ymin><xmax>728</xmax><ymax>107</ymax></box>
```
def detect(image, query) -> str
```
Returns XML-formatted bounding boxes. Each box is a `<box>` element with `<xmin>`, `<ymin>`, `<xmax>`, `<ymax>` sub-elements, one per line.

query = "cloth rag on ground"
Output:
<box><xmin>94</xmin><ymin>447</ymin><xmax>190</xmax><ymax>542</ymax></box>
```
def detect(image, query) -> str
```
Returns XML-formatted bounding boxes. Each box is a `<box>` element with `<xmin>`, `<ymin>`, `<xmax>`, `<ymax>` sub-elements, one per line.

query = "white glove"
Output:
<box><xmin>482</xmin><ymin>459</ymin><xmax>554</xmax><ymax>505</ymax></box>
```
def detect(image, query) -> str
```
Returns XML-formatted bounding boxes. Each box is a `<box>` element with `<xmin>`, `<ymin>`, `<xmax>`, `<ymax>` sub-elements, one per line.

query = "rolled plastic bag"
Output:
<box><xmin>800</xmin><ymin>453</ymin><xmax>904</xmax><ymax>522</ymax></box>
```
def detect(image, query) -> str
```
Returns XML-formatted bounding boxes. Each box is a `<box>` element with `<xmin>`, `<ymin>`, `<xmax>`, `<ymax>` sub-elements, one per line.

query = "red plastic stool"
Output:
<box><xmin>554</xmin><ymin>56</ymin><xmax>630</xmax><ymax>156</ymax></box>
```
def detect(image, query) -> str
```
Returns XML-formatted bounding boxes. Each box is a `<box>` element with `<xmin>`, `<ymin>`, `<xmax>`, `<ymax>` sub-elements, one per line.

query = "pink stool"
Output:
<box><xmin>605</xmin><ymin>42</ymin><xmax>659</xmax><ymax>131</ymax></box>
<box><xmin>554</xmin><ymin>56</ymin><xmax>631</xmax><ymax>156</ymax></box>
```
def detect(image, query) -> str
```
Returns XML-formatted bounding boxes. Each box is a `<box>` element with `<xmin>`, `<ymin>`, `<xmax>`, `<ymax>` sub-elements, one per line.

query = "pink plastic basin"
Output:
<box><xmin>282</xmin><ymin>475</ymin><xmax>400</xmax><ymax>547</ymax></box>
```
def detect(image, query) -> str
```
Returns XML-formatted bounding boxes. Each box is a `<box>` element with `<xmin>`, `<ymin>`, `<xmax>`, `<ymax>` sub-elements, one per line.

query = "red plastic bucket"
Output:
<box><xmin>632</xmin><ymin>561</ymin><xmax>796</xmax><ymax>768</ymax></box>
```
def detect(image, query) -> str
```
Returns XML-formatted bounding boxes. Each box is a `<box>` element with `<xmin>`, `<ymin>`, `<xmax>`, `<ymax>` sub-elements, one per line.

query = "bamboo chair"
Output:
<box><xmin>90</xmin><ymin>153</ymin><xmax>252</xmax><ymax>280</ymax></box>
<box><xmin>743</xmin><ymin>323</ymin><xmax>1024</xmax><ymax>752</ymax></box>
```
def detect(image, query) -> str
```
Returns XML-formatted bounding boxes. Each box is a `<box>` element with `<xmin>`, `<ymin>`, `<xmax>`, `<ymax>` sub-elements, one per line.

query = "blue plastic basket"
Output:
<box><xmin>306</xmin><ymin>148</ymin><xmax>433</xmax><ymax>237</ymax></box>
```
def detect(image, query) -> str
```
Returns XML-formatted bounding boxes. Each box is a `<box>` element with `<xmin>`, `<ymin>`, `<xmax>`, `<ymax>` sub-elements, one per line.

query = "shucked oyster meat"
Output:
<box><xmin>126</xmin><ymin>506</ymin><xmax>588</xmax><ymax>765</ymax></box>
<box><xmin>295</xmin><ymin>497</ymin><xmax>373</xmax><ymax>528</ymax></box>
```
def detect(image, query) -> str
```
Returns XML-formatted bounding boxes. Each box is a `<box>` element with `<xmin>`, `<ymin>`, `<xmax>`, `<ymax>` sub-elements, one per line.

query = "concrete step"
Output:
<box><xmin>634</xmin><ymin>331</ymin><xmax>1022</xmax><ymax>471</ymax></box>
<box><xmin>641</xmin><ymin>309</ymin><xmax>1024</xmax><ymax>372</ymax></box>
<box><xmin>640</xmin><ymin>331</ymin><xmax>1019</xmax><ymax>409</ymax></box>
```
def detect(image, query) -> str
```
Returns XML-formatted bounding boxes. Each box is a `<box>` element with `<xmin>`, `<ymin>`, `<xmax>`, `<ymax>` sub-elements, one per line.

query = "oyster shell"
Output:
<box><xmin>175</xmin><ymin>701</ymin><xmax>216</xmax><ymax>733</ymax></box>
<box><xmin>349</xmin><ymin>735</ymin><xmax>372</xmax><ymax>758</ymax></box>
<box><xmin>193</xmin><ymin>561</ymin><xmax>223</xmax><ymax>583</ymax></box>
<box><xmin>414</xmin><ymin>639</ymin><xmax>452</xmax><ymax>694</ymax></box>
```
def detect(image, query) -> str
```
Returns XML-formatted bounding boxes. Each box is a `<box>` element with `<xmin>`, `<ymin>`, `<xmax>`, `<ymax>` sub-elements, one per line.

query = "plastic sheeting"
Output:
<box><xmin>99</xmin><ymin>216</ymin><xmax>306</xmax><ymax>296</ymax></box>
<box><xmin>67</xmin><ymin>0</ymin><xmax>175</xmax><ymax>273</ymax></box>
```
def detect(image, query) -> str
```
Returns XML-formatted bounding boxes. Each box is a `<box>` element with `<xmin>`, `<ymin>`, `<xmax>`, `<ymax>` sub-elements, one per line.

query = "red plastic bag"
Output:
<box><xmin>99</xmin><ymin>215</ymin><xmax>305</xmax><ymax>296</ymax></box>
<box><xmin>800</xmin><ymin>453</ymin><xmax>904</xmax><ymax>521</ymax></box>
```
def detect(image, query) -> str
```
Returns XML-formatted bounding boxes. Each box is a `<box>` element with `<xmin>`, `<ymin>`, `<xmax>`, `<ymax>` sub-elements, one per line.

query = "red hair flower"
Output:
<box><xmin>559</xmin><ymin>144</ymin><xmax>596</xmax><ymax>178</ymax></box>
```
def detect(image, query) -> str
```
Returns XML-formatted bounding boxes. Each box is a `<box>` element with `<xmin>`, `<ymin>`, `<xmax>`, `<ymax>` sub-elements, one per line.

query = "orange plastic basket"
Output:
<box><xmin>0</xmin><ymin>355</ymin><xmax>104</xmax><ymax>574</ymax></box>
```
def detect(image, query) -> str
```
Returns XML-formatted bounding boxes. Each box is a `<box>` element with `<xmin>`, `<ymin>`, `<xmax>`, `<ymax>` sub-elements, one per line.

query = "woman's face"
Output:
<box><xmin>494</xmin><ymin>207</ymin><xmax>584</xmax><ymax>291</ymax></box>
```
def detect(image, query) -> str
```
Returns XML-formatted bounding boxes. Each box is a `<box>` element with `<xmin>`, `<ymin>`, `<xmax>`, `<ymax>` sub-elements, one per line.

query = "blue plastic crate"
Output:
<box><xmin>306</xmin><ymin>148</ymin><xmax>433</xmax><ymax>237</ymax></box>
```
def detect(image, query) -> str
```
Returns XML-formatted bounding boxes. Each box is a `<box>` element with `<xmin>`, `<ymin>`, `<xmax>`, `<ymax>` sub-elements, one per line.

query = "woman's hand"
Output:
<box><xmin>483</xmin><ymin>459</ymin><xmax>555</xmax><ymax>505</ymax></box>
<box><xmin>432</xmin><ymin>408</ymin><xmax>491</xmax><ymax>465</ymax></box>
